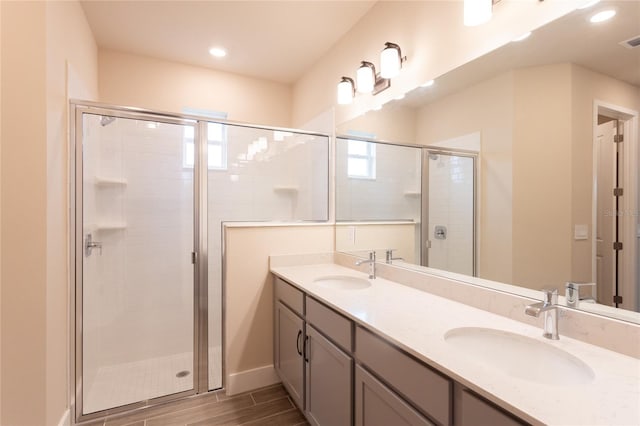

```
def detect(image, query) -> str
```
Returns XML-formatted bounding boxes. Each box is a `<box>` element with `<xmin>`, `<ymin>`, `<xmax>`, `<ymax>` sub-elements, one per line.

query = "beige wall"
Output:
<box><xmin>336</xmin><ymin>105</ymin><xmax>417</xmax><ymax>144</ymax></box>
<box><xmin>570</xmin><ymin>64</ymin><xmax>640</xmax><ymax>285</ymax></box>
<box><xmin>1</xmin><ymin>1</ymin><xmax>98</xmax><ymax>424</ymax></box>
<box><xmin>416</xmin><ymin>72</ymin><xmax>514</xmax><ymax>284</ymax></box>
<box><xmin>293</xmin><ymin>0</ymin><xmax>580</xmax><ymax>128</ymax></box>
<box><xmin>99</xmin><ymin>49</ymin><xmax>292</xmax><ymax>127</ymax></box>
<box><xmin>1</xmin><ymin>2</ymin><xmax>48</xmax><ymax>424</ymax></box>
<box><xmin>46</xmin><ymin>1</ymin><xmax>99</xmax><ymax>423</ymax></box>
<box><xmin>224</xmin><ymin>225</ymin><xmax>333</xmax><ymax>392</ymax></box>
<box><xmin>512</xmin><ymin>64</ymin><xmax>573</xmax><ymax>290</ymax></box>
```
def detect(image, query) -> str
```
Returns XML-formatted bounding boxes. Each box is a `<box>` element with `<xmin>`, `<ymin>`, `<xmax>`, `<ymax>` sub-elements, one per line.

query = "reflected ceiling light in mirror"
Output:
<box><xmin>464</xmin><ymin>0</ymin><xmax>493</xmax><ymax>27</ymax></box>
<box><xmin>577</xmin><ymin>0</ymin><xmax>600</xmax><ymax>9</ymax></box>
<box><xmin>512</xmin><ymin>32</ymin><xmax>532</xmax><ymax>42</ymax></box>
<box><xmin>590</xmin><ymin>9</ymin><xmax>616</xmax><ymax>23</ymax></box>
<box><xmin>380</xmin><ymin>42</ymin><xmax>406</xmax><ymax>78</ymax></box>
<box><xmin>357</xmin><ymin>61</ymin><xmax>376</xmax><ymax>93</ymax></box>
<box><xmin>209</xmin><ymin>46</ymin><xmax>227</xmax><ymax>58</ymax></box>
<box><xmin>421</xmin><ymin>79</ymin><xmax>435</xmax><ymax>88</ymax></box>
<box><xmin>337</xmin><ymin>77</ymin><xmax>355</xmax><ymax>105</ymax></box>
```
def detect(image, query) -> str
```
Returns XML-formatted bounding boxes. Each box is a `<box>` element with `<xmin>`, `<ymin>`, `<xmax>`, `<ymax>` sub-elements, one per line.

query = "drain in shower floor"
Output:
<box><xmin>176</xmin><ymin>370</ymin><xmax>191</xmax><ymax>378</ymax></box>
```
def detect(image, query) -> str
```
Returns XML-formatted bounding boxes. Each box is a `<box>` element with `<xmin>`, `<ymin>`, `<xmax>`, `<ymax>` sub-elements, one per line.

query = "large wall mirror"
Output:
<box><xmin>335</xmin><ymin>1</ymin><xmax>640</xmax><ymax>323</ymax></box>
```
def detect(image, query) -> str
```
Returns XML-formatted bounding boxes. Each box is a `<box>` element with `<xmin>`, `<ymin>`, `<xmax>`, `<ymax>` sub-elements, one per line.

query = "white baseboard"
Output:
<box><xmin>57</xmin><ymin>408</ymin><xmax>70</xmax><ymax>426</ymax></box>
<box><xmin>226</xmin><ymin>365</ymin><xmax>280</xmax><ymax>396</ymax></box>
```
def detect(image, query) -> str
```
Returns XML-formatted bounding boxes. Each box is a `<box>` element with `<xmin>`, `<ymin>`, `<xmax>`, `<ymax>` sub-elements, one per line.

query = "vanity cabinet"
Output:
<box><xmin>274</xmin><ymin>277</ymin><xmax>353</xmax><ymax>426</ymax></box>
<box><xmin>274</xmin><ymin>276</ymin><xmax>527</xmax><ymax>426</ymax></box>
<box><xmin>355</xmin><ymin>365</ymin><xmax>434</xmax><ymax>426</ymax></box>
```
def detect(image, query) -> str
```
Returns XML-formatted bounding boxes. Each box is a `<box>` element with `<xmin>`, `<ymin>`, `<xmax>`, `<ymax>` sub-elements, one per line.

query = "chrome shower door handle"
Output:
<box><xmin>85</xmin><ymin>233</ymin><xmax>103</xmax><ymax>257</ymax></box>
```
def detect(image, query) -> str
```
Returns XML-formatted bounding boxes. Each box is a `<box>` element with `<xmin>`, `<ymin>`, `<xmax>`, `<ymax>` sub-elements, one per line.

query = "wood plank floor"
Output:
<box><xmin>80</xmin><ymin>384</ymin><xmax>308</xmax><ymax>426</ymax></box>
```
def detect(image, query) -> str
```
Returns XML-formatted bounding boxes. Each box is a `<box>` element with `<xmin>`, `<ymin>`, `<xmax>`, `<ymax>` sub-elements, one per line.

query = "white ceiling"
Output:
<box><xmin>80</xmin><ymin>0</ymin><xmax>376</xmax><ymax>84</ymax></box>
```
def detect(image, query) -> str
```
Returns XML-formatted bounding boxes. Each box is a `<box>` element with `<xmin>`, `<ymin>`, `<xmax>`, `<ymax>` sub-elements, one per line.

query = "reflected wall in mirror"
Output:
<box><xmin>335</xmin><ymin>1</ymin><xmax>640</xmax><ymax>322</ymax></box>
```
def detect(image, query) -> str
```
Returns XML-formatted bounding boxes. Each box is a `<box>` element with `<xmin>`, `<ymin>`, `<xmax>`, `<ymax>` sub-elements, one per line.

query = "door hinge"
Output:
<box><xmin>191</xmin><ymin>251</ymin><xmax>197</xmax><ymax>264</ymax></box>
<box><xmin>613</xmin><ymin>187</ymin><xmax>624</xmax><ymax>197</ymax></box>
<box><xmin>614</xmin><ymin>134</ymin><xmax>624</xmax><ymax>143</ymax></box>
<box><xmin>426</xmin><ymin>240</ymin><xmax>432</xmax><ymax>249</ymax></box>
<box><xmin>613</xmin><ymin>295</ymin><xmax>623</xmax><ymax>304</ymax></box>
<box><xmin>613</xmin><ymin>242</ymin><xmax>623</xmax><ymax>251</ymax></box>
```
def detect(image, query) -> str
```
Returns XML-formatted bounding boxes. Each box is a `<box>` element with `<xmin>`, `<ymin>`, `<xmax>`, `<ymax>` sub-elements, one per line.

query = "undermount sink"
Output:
<box><xmin>313</xmin><ymin>275</ymin><xmax>371</xmax><ymax>290</ymax></box>
<box><xmin>444</xmin><ymin>327</ymin><xmax>595</xmax><ymax>385</ymax></box>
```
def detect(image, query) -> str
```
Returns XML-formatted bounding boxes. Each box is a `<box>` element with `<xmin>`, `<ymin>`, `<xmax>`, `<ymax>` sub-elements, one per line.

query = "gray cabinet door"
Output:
<box><xmin>305</xmin><ymin>325</ymin><xmax>353</xmax><ymax>426</ymax></box>
<box><xmin>275</xmin><ymin>301</ymin><xmax>304</xmax><ymax>409</ymax></box>
<box><xmin>355</xmin><ymin>365</ymin><xmax>434</xmax><ymax>426</ymax></box>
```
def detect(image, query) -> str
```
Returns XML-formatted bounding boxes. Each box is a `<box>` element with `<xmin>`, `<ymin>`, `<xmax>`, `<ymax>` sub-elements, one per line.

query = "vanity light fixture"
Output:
<box><xmin>356</xmin><ymin>61</ymin><xmax>376</xmax><ymax>93</ymax></box>
<box><xmin>589</xmin><ymin>9</ymin><xmax>616</xmax><ymax>23</ymax></box>
<box><xmin>337</xmin><ymin>77</ymin><xmax>356</xmax><ymax>105</ymax></box>
<box><xmin>380</xmin><ymin>42</ymin><xmax>406</xmax><ymax>79</ymax></box>
<box><xmin>464</xmin><ymin>0</ymin><xmax>493</xmax><ymax>27</ymax></box>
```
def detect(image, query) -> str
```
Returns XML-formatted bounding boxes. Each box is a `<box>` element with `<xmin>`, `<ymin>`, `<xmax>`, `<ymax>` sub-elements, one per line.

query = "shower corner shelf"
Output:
<box><xmin>403</xmin><ymin>191</ymin><xmax>421</xmax><ymax>197</ymax></box>
<box><xmin>94</xmin><ymin>176</ymin><xmax>128</xmax><ymax>187</ymax></box>
<box><xmin>273</xmin><ymin>186</ymin><xmax>299</xmax><ymax>194</ymax></box>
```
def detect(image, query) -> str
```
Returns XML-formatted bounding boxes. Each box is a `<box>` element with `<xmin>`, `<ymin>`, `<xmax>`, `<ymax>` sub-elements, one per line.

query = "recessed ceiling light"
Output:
<box><xmin>589</xmin><ymin>9</ymin><xmax>616</xmax><ymax>23</ymax></box>
<box><xmin>577</xmin><ymin>0</ymin><xmax>600</xmax><ymax>10</ymax></box>
<box><xmin>421</xmin><ymin>79</ymin><xmax>435</xmax><ymax>87</ymax></box>
<box><xmin>209</xmin><ymin>47</ymin><xmax>227</xmax><ymax>58</ymax></box>
<box><xmin>512</xmin><ymin>32</ymin><xmax>532</xmax><ymax>42</ymax></box>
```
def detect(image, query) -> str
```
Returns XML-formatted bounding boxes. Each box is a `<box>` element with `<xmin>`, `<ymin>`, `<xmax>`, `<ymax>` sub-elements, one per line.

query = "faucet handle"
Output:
<box><xmin>565</xmin><ymin>281</ymin><xmax>596</xmax><ymax>289</ymax></box>
<box><xmin>541</xmin><ymin>288</ymin><xmax>558</xmax><ymax>305</ymax></box>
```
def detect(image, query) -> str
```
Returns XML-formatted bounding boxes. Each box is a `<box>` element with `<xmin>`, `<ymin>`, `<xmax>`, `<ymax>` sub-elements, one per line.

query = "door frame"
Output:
<box><xmin>592</xmin><ymin>100</ymin><xmax>639</xmax><ymax>310</ymax></box>
<box><xmin>69</xmin><ymin>102</ymin><xmax>209</xmax><ymax>423</ymax></box>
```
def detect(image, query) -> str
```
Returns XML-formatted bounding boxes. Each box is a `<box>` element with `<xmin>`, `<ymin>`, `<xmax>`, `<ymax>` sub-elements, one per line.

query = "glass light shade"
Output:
<box><xmin>380</xmin><ymin>46</ymin><xmax>401</xmax><ymax>79</ymax></box>
<box><xmin>464</xmin><ymin>0</ymin><xmax>492</xmax><ymax>27</ymax></box>
<box><xmin>337</xmin><ymin>77</ymin><xmax>354</xmax><ymax>105</ymax></box>
<box><xmin>356</xmin><ymin>62</ymin><xmax>375</xmax><ymax>93</ymax></box>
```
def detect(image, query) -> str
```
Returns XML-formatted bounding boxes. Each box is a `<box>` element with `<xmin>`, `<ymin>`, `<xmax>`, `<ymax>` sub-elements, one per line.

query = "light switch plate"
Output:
<box><xmin>347</xmin><ymin>226</ymin><xmax>356</xmax><ymax>244</ymax></box>
<box><xmin>574</xmin><ymin>224</ymin><xmax>589</xmax><ymax>240</ymax></box>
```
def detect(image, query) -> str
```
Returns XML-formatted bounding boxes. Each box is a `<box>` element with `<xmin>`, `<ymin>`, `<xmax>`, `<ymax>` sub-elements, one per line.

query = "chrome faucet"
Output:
<box><xmin>565</xmin><ymin>282</ymin><xmax>596</xmax><ymax>308</ymax></box>
<box><xmin>355</xmin><ymin>250</ymin><xmax>376</xmax><ymax>279</ymax></box>
<box><xmin>525</xmin><ymin>288</ymin><xmax>559</xmax><ymax>340</ymax></box>
<box><xmin>385</xmin><ymin>249</ymin><xmax>403</xmax><ymax>264</ymax></box>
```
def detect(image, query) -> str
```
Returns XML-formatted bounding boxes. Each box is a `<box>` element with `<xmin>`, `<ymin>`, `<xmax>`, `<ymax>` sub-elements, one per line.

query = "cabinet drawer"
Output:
<box><xmin>306</xmin><ymin>297</ymin><xmax>353</xmax><ymax>352</ymax></box>
<box><xmin>275</xmin><ymin>277</ymin><xmax>304</xmax><ymax>316</ymax></box>
<box><xmin>459</xmin><ymin>390</ymin><xmax>526</xmax><ymax>426</ymax></box>
<box><xmin>356</xmin><ymin>327</ymin><xmax>452</xmax><ymax>425</ymax></box>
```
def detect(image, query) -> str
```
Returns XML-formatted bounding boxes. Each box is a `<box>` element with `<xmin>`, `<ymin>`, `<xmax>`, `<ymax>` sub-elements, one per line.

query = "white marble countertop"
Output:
<box><xmin>271</xmin><ymin>262</ymin><xmax>640</xmax><ymax>426</ymax></box>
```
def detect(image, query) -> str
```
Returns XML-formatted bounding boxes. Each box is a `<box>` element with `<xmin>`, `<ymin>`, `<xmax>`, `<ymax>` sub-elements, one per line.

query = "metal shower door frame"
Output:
<box><xmin>421</xmin><ymin>148</ymin><xmax>478</xmax><ymax>277</ymax></box>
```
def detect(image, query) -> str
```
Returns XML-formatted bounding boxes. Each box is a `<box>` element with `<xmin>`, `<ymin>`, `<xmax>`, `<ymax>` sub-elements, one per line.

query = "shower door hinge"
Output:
<box><xmin>614</xmin><ymin>134</ymin><xmax>624</xmax><ymax>143</ymax></box>
<box><xmin>613</xmin><ymin>241</ymin><xmax>623</xmax><ymax>251</ymax></box>
<box><xmin>613</xmin><ymin>187</ymin><xmax>624</xmax><ymax>197</ymax></box>
<box><xmin>613</xmin><ymin>295</ymin><xmax>623</xmax><ymax>304</ymax></box>
<box><xmin>191</xmin><ymin>251</ymin><xmax>197</xmax><ymax>264</ymax></box>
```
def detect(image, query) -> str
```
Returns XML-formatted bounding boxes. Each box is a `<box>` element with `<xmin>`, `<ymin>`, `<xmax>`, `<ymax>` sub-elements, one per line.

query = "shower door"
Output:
<box><xmin>422</xmin><ymin>150</ymin><xmax>476</xmax><ymax>276</ymax></box>
<box><xmin>76</xmin><ymin>111</ymin><xmax>199</xmax><ymax>416</ymax></box>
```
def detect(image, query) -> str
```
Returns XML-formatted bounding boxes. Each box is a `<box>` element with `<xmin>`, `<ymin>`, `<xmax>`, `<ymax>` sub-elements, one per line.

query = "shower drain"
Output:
<box><xmin>176</xmin><ymin>370</ymin><xmax>191</xmax><ymax>378</ymax></box>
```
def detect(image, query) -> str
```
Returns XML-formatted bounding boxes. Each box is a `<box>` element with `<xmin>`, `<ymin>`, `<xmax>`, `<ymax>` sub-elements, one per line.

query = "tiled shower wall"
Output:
<box><xmin>335</xmin><ymin>139</ymin><xmax>421</xmax><ymax>222</ymax></box>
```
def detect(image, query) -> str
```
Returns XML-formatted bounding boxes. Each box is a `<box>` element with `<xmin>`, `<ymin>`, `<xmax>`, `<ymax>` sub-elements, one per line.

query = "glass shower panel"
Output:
<box><xmin>81</xmin><ymin>114</ymin><xmax>195</xmax><ymax>414</ymax></box>
<box><xmin>426</xmin><ymin>153</ymin><xmax>475</xmax><ymax>275</ymax></box>
<box><xmin>206</xmin><ymin>124</ymin><xmax>329</xmax><ymax>389</ymax></box>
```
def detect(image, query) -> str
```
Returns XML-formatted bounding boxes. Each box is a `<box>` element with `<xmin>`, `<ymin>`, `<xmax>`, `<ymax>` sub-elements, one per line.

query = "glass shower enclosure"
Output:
<box><xmin>71</xmin><ymin>102</ymin><xmax>329</xmax><ymax>421</ymax></box>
